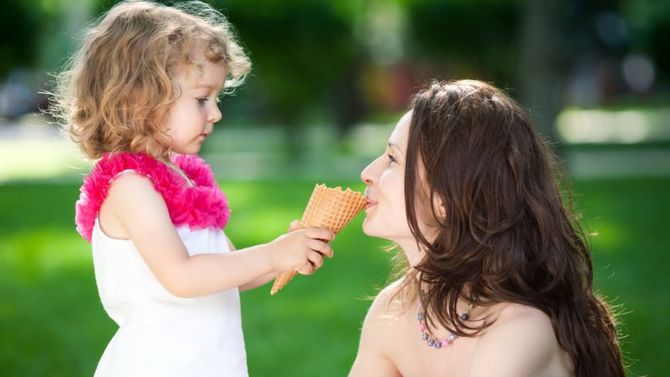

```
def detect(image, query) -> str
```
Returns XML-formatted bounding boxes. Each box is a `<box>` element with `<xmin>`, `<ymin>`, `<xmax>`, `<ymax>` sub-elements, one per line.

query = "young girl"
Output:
<box><xmin>53</xmin><ymin>2</ymin><xmax>334</xmax><ymax>376</ymax></box>
<box><xmin>350</xmin><ymin>80</ymin><xmax>625</xmax><ymax>377</ymax></box>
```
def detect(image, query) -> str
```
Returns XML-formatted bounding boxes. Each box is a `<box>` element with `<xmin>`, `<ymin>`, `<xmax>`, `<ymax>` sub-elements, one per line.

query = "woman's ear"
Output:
<box><xmin>431</xmin><ymin>193</ymin><xmax>447</xmax><ymax>222</ymax></box>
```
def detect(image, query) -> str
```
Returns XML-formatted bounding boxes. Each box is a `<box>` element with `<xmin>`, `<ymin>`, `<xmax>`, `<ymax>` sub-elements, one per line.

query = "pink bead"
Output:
<box><xmin>419</xmin><ymin>324</ymin><xmax>426</xmax><ymax>331</ymax></box>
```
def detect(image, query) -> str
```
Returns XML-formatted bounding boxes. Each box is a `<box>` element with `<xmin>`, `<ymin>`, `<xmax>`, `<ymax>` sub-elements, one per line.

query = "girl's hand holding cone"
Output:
<box><xmin>270</xmin><ymin>184</ymin><xmax>367</xmax><ymax>295</ymax></box>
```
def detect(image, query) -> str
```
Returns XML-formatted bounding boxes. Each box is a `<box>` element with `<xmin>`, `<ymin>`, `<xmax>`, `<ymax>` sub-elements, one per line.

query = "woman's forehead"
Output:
<box><xmin>388</xmin><ymin>110</ymin><xmax>412</xmax><ymax>149</ymax></box>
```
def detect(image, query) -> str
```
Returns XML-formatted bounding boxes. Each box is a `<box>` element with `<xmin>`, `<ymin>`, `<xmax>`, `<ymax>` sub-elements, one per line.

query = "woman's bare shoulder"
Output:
<box><xmin>350</xmin><ymin>281</ymin><xmax>405</xmax><ymax>377</ymax></box>
<box><xmin>493</xmin><ymin>303</ymin><xmax>553</xmax><ymax>327</ymax></box>
<box><xmin>358</xmin><ymin>279</ymin><xmax>412</xmax><ymax>344</ymax></box>
<box><xmin>471</xmin><ymin>303</ymin><xmax>570</xmax><ymax>377</ymax></box>
<box><xmin>366</xmin><ymin>279</ymin><xmax>407</xmax><ymax>319</ymax></box>
<box><xmin>482</xmin><ymin>303</ymin><xmax>558</xmax><ymax>349</ymax></box>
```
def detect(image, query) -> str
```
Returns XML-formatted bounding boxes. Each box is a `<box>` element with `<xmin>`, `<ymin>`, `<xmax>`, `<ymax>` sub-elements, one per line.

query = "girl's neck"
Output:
<box><xmin>161</xmin><ymin>157</ymin><xmax>195</xmax><ymax>188</ymax></box>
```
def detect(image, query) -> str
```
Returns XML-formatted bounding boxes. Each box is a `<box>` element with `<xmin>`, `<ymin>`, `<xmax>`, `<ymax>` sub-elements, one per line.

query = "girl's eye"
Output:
<box><xmin>387</xmin><ymin>154</ymin><xmax>397</xmax><ymax>164</ymax></box>
<box><xmin>196</xmin><ymin>97</ymin><xmax>208</xmax><ymax>105</ymax></box>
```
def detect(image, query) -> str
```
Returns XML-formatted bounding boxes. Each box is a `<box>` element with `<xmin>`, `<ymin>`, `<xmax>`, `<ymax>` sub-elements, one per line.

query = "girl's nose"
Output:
<box><xmin>210</xmin><ymin>104</ymin><xmax>222</xmax><ymax>124</ymax></box>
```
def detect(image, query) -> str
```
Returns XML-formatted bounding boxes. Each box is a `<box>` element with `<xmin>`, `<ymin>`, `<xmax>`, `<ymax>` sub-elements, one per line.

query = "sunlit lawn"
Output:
<box><xmin>0</xmin><ymin>178</ymin><xmax>668</xmax><ymax>376</ymax></box>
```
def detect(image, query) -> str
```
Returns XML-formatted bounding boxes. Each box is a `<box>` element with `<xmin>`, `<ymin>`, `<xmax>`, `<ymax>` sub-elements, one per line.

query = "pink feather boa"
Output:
<box><xmin>75</xmin><ymin>152</ymin><xmax>230</xmax><ymax>242</ymax></box>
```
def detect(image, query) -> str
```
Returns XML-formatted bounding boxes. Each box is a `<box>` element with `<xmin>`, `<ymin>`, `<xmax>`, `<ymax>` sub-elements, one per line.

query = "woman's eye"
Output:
<box><xmin>387</xmin><ymin>154</ymin><xmax>397</xmax><ymax>163</ymax></box>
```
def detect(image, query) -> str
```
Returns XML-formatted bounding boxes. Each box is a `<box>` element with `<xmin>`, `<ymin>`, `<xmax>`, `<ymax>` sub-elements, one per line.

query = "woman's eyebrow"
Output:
<box><xmin>387</xmin><ymin>142</ymin><xmax>404</xmax><ymax>157</ymax></box>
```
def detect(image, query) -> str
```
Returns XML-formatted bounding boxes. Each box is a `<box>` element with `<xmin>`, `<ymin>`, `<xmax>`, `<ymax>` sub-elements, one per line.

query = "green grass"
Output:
<box><xmin>0</xmin><ymin>178</ymin><xmax>668</xmax><ymax>376</ymax></box>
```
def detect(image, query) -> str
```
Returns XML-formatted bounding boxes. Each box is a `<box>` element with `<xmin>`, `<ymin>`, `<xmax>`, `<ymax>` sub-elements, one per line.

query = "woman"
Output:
<box><xmin>350</xmin><ymin>80</ymin><xmax>625</xmax><ymax>377</ymax></box>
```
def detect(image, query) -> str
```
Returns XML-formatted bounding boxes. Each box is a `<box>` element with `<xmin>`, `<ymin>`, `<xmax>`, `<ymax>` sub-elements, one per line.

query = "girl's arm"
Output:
<box><xmin>105</xmin><ymin>173</ymin><xmax>333</xmax><ymax>298</ymax></box>
<box><xmin>232</xmin><ymin>221</ymin><xmax>321</xmax><ymax>291</ymax></box>
<box><xmin>226</xmin><ymin>236</ymin><xmax>276</xmax><ymax>291</ymax></box>
<box><xmin>227</xmin><ymin>237</ymin><xmax>273</xmax><ymax>291</ymax></box>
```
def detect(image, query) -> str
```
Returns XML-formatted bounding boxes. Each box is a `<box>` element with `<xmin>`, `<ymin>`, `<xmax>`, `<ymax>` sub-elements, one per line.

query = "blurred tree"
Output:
<box><xmin>623</xmin><ymin>0</ymin><xmax>670</xmax><ymax>84</ymax></box>
<box><xmin>0</xmin><ymin>0</ymin><xmax>69</xmax><ymax>118</ymax></box>
<box><xmin>404</xmin><ymin>0</ymin><xmax>567</xmax><ymax>145</ymax></box>
<box><xmin>519</xmin><ymin>0</ymin><xmax>566</xmax><ymax>145</ymax></box>
<box><xmin>215</xmin><ymin>0</ymin><xmax>361</xmax><ymax>160</ymax></box>
<box><xmin>0</xmin><ymin>0</ymin><xmax>43</xmax><ymax>79</ymax></box>
<box><xmin>405</xmin><ymin>0</ymin><xmax>522</xmax><ymax>86</ymax></box>
<box><xmin>216</xmin><ymin>1</ymin><xmax>357</xmax><ymax>119</ymax></box>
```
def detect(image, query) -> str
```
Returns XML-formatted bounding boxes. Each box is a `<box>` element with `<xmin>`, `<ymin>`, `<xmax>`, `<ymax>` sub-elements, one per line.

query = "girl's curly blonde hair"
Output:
<box><xmin>53</xmin><ymin>0</ymin><xmax>251</xmax><ymax>160</ymax></box>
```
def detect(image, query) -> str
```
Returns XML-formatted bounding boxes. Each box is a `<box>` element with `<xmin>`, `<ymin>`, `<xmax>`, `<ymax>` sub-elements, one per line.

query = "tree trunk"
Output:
<box><xmin>519</xmin><ymin>0</ymin><xmax>566</xmax><ymax>153</ymax></box>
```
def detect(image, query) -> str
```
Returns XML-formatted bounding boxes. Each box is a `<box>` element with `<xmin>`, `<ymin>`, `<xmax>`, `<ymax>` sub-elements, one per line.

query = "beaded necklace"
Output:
<box><xmin>416</xmin><ymin>302</ymin><xmax>474</xmax><ymax>349</ymax></box>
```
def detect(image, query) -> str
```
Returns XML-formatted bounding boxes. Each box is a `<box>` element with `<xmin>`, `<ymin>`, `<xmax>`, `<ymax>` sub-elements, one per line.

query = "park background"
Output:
<box><xmin>0</xmin><ymin>0</ymin><xmax>668</xmax><ymax>376</ymax></box>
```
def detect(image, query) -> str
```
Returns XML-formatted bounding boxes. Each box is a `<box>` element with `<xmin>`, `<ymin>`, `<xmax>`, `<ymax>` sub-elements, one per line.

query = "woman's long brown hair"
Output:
<box><xmin>403</xmin><ymin>80</ymin><xmax>625</xmax><ymax>377</ymax></box>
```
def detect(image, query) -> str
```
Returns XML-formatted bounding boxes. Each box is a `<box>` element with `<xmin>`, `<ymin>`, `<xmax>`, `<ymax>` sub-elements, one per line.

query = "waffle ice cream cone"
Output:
<box><xmin>270</xmin><ymin>184</ymin><xmax>367</xmax><ymax>295</ymax></box>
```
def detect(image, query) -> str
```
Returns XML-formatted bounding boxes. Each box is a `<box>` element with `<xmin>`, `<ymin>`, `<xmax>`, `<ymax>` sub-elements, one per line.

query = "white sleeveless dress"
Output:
<box><xmin>90</xmin><ymin>220</ymin><xmax>248</xmax><ymax>377</ymax></box>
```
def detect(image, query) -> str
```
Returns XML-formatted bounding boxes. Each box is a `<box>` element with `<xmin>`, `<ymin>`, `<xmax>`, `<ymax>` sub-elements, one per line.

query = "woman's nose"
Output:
<box><xmin>360</xmin><ymin>158</ymin><xmax>378</xmax><ymax>185</ymax></box>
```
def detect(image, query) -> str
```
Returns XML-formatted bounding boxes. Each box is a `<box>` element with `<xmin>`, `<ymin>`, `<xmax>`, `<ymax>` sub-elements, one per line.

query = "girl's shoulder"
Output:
<box><xmin>75</xmin><ymin>152</ymin><xmax>230</xmax><ymax>242</ymax></box>
<box><xmin>88</xmin><ymin>152</ymin><xmax>174</xmax><ymax>189</ymax></box>
<box><xmin>90</xmin><ymin>152</ymin><xmax>216</xmax><ymax>189</ymax></box>
<box><xmin>172</xmin><ymin>154</ymin><xmax>217</xmax><ymax>187</ymax></box>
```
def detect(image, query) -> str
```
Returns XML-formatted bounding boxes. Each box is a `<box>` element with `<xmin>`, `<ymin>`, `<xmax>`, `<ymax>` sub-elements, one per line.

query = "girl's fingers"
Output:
<box><xmin>309</xmin><ymin>239</ymin><xmax>333</xmax><ymax>258</ymax></box>
<box><xmin>297</xmin><ymin>262</ymin><xmax>315</xmax><ymax>275</ymax></box>
<box><xmin>296</xmin><ymin>248</ymin><xmax>327</xmax><ymax>275</ymax></box>
<box><xmin>303</xmin><ymin>228</ymin><xmax>335</xmax><ymax>242</ymax></box>
<box><xmin>307</xmin><ymin>251</ymin><xmax>324</xmax><ymax>269</ymax></box>
<box><xmin>287</xmin><ymin>220</ymin><xmax>301</xmax><ymax>232</ymax></box>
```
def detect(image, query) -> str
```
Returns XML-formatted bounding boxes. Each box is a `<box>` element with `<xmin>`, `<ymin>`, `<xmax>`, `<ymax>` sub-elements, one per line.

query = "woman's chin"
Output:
<box><xmin>362</xmin><ymin>220</ymin><xmax>389</xmax><ymax>239</ymax></box>
<box><xmin>361</xmin><ymin>218</ymin><xmax>376</xmax><ymax>237</ymax></box>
